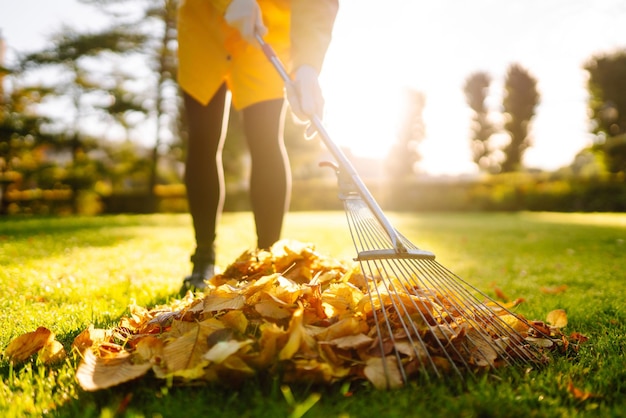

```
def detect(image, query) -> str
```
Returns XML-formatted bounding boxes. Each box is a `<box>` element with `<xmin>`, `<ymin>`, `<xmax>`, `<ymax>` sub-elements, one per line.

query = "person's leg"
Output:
<box><xmin>182</xmin><ymin>84</ymin><xmax>230</xmax><ymax>288</ymax></box>
<box><xmin>241</xmin><ymin>99</ymin><xmax>291</xmax><ymax>250</ymax></box>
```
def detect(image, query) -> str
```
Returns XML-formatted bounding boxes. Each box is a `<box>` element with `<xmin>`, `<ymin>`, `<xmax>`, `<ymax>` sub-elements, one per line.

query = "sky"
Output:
<box><xmin>1</xmin><ymin>0</ymin><xmax>625</xmax><ymax>175</ymax></box>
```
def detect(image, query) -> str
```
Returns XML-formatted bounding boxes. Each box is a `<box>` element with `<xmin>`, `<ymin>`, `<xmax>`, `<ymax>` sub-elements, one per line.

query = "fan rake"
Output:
<box><xmin>257</xmin><ymin>35</ymin><xmax>548</xmax><ymax>388</ymax></box>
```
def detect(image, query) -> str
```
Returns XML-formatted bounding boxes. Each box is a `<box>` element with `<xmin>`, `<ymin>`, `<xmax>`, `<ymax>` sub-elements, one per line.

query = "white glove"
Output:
<box><xmin>286</xmin><ymin>65</ymin><xmax>324</xmax><ymax>122</ymax></box>
<box><xmin>224</xmin><ymin>0</ymin><xmax>267</xmax><ymax>44</ymax></box>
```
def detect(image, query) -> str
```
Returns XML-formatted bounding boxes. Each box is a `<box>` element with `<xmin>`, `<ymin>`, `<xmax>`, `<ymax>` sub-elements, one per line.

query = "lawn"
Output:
<box><xmin>1</xmin><ymin>211</ymin><xmax>625</xmax><ymax>417</ymax></box>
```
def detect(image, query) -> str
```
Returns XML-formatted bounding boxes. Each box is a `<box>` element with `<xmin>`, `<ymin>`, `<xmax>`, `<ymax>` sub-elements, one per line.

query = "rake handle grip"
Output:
<box><xmin>255</xmin><ymin>34</ymin><xmax>407</xmax><ymax>253</ymax></box>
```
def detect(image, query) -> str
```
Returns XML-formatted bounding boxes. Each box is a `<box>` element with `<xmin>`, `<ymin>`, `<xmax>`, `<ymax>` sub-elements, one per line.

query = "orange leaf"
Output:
<box><xmin>567</xmin><ymin>380</ymin><xmax>595</xmax><ymax>401</ymax></box>
<box><xmin>540</xmin><ymin>285</ymin><xmax>568</xmax><ymax>294</ymax></box>
<box><xmin>494</xmin><ymin>287</ymin><xmax>509</xmax><ymax>302</ymax></box>
<box><xmin>569</xmin><ymin>332</ymin><xmax>589</xmax><ymax>344</ymax></box>
<box><xmin>4</xmin><ymin>327</ymin><xmax>53</xmax><ymax>363</ymax></box>
<box><xmin>546</xmin><ymin>309</ymin><xmax>568</xmax><ymax>328</ymax></box>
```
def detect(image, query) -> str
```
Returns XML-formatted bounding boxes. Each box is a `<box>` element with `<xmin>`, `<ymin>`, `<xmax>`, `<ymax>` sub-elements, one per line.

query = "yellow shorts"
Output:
<box><xmin>177</xmin><ymin>0</ymin><xmax>292</xmax><ymax>110</ymax></box>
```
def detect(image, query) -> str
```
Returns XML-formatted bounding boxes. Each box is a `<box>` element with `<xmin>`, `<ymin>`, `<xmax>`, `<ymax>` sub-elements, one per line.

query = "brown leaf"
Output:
<box><xmin>4</xmin><ymin>327</ymin><xmax>53</xmax><ymax>363</ymax></box>
<box><xmin>569</xmin><ymin>332</ymin><xmax>589</xmax><ymax>344</ymax></box>
<box><xmin>162</xmin><ymin>320</ymin><xmax>223</xmax><ymax>374</ymax></box>
<box><xmin>76</xmin><ymin>349</ymin><xmax>152</xmax><ymax>391</ymax></box>
<box><xmin>363</xmin><ymin>357</ymin><xmax>404</xmax><ymax>390</ymax></box>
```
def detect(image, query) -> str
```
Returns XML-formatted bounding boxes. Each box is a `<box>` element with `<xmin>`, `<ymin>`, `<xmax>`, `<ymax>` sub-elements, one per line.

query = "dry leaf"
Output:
<box><xmin>39</xmin><ymin>339</ymin><xmax>67</xmax><ymax>364</ymax></box>
<box><xmin>540</xmin><ymin>285</ymin><xmax>568</xmax><ymax>294</ymax></box>
<box><xmin>324</xmin><ymin>333</ymin><xmax>373</xmax><ymax>350</ymax></box>
<box><xmin>493</xmin><ymin>287</ymin><xmax>509</xmax><ymax>302</ymax></box>
<box><xmin>546</xmin><ymin>309</ymin><xmax>568</xmax><ymax>328</ymax></box>
<box><xmin>203</xmin><ymin>340</ymin><xmax>252</xmax><ymax>363</ymax></box>
<box><xmin>71</xmin><ymin>239</ymin><xmax>580</xmax><ymax>391</ymax></box>
<box><xmin>203</xmin><ymin>293</ymin><xmax>245</xmax><ymax>312</ymax></box>
<box><xmin>76</xmin><ymin>349</ymin><xmax>152</xmax><ymax>391</ymax></box>
<box><xmin>4</xmin><ymin>327</ymin><xmax>53</xmax><ymax>363</ymax></box>
<box><xmin>72</xmin><ymin>325</ymin><xmax>111</xmax><ymax>354</ymax></box>
<box><xmin>363</xmin><ymin>357</ymin><xmax>404</xmax><ymax>390</ymax></box>
<box><xmin>162</xmin><ymin>320</ymin><xmax>222</xmax><ymax>374</ymax></box>
<box><xmin>569</xmin><ymin>332</ymin><xmax>589</xmax><ymax>344</ymax></box>
<box><xmin>255</xmin><ymin>299</ymin><xmax>293</xmax><ymax>319</ymax></box>
<box><xmin>567</xmin><ymin>380</ymin><xmax>596</xmax><ymax>401</ymax></box>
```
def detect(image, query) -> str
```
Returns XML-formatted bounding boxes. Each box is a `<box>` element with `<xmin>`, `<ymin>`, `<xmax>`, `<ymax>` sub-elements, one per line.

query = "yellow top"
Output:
<box><xmin>177</xmin><ymin>0</ymin><xmax>338</xmax><ymax>109</ymax></box>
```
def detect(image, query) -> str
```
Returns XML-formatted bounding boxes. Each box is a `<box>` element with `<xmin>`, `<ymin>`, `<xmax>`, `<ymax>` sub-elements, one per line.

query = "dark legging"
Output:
<box><xmin>183</xmin><ymin>84</ymin><xmax>291</xmax><ymax>265</ymax></box>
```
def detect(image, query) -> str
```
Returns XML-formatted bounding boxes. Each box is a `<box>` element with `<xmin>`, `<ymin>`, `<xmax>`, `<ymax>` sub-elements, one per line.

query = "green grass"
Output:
<box><xmin>1</xmin><ymin>212</ymin><xmax>625</xmax><ymax>417</ymax></box>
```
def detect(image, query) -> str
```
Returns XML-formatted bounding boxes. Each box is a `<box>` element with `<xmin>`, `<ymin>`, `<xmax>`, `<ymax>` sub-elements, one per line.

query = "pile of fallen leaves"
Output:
<box><xmin>3</xmin><ymin>240</ymin><xmax>586</xmax><ymax>390</ymax></box>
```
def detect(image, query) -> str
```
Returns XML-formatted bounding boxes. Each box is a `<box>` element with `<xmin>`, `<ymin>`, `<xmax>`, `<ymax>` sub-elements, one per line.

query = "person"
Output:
<box><xmin>177</xmin><ymin>0</ymin><xmax>339</xmax><ymax>292</ymax></box>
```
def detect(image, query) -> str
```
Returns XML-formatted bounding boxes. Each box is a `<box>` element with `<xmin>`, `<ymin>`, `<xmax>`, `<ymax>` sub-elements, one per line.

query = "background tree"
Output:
<box><xmin>464</xmin><ymin>71</ymin><xmax>496</xmax><ymax>172</ymax></box>
<box><xmin>0</xmin><ymin>80</ymin><xmax>55</xmax><ymax>214</ymax></box>
<box><xmin>585</xmin><ymin>50</ymin><xmax>626</xmax><ymax>176</ymax></box>
<box><xmin>19</xmin><ymin>27</ymin><xmax>147</xmax><ymax>209</ymax></box>
<box><xmin>78</xmin><ymin>0</ymin><xmax>182</xmax><ymax>205</ymax></box>
<box><xmin>386</xmin><ymin>89</ymin><xmax>426</xmax><ymax>179</ymax></box>
<box><xmin>501</xmin><ymin>63</ymin><xmax>539</xmax><ymax>173</ymax></box>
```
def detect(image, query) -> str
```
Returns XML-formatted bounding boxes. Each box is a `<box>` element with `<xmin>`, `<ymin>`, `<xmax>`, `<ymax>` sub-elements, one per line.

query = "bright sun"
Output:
<box><xmin>317</xmin><ymin>1</ymin><xmax>478</xmax><ymax>177</ymax></box>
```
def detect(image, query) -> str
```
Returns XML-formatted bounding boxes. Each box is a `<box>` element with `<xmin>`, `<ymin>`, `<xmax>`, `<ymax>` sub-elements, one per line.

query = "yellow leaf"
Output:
<box><xmin>220</xmin><ymin>310</ymin><xmax>248</xmax><ymax>334</ymax></box>
<box><xmin>203</xmin><ymin>340</ymin><xmax>253</xmax><ymax>363</ymax></box>
<box><xmin>324</xmin><ymin>333</ymin><xmax>373</xmax><ymax>350</ymax></box>
<box><xmin>279</xmin><ymin>306</ymin><xmax>305</xmax><ymax>360</ymax></box>
<box><xmin>255</xmin><ymin>299</ymin><xmax>293</xmax><ymax>320</ymax></box>
<box><xmin>203</xmin><ymin>292</ymin><xmax>245</xmax><ymax>312</ymax></box>
<box><xmin>316</xmin><ymin>317</ymin><xmax>368</xmax><ymax>341</ymax></box>
<box><xmin>133</xmin><ymin>336</ymin><xmax>164</xmax><ymax>363</ymax></box>
<box><xmin>71</xmin><ymin>325</ymin><xmax>111</xmax><ymax>354</ymax></box>
<box><xmin>499</xmin><ymin>314</ymin><xmax>530</xmax><ymax>334</ymax></box>
<box><xmin>39</xmin><ymin>339</ymin><xmax>67</xmax><ymax>365</ymax></box>
<box><xmin>546</xmin><ymin>309</ymin><xmax>568</xmax><ymax>328</ymax></box>
<box><xmin>4</xmin><ymin>327</ymin><xmax>53</xmax><ymax>363</ymax></box>
<box><xmin>162</xmin><ymin>320</ymin><xmax>222</xmax><ymax>374</ymax></box>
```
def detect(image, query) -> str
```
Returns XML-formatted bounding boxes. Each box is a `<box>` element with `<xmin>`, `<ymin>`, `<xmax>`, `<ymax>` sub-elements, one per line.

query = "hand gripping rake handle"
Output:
<box><xmin>255</xmin><ymin>34</ymin><xmax>409</xmax><ymax>255</ymax></box>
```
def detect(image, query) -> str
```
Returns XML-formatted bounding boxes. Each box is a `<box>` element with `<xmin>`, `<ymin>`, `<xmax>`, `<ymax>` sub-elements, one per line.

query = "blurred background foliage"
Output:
<box><xmin>1</xmin><ymin>0</ymin><xmax>625</xmax><ymax>215</ymax></box>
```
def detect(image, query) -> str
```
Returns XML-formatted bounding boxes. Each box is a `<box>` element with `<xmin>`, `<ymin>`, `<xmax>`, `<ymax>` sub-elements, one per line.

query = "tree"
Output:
<box><xmin>585</xmin><ymin>50</ymin><xmax>626</xmax><ymax>175</ymax></box>
<box><xmin>464</xmin><ymin>71</ymin><xmax>496</xmax><ymax>172</ymax></box>
<box><xmin>80</xmin><ymin>0</ymin><xmax>189</xmax><ymax>197</ymax></box>
<box><xmin>386</xmin><ymin>89</ymin><xmax>426</xmax><ymax>178</ymax></box>
<box><xmin>501</xmin><ymin>64</ymin><xmax>539</xmax><ymax>173</ymax></box>
<box><xmin>19</xmin><ymin>27</ymin><xmax>147</xmax><ymax>209</ymax></box>
<box><xmin>0</xmin><ymin>81</ymin><xmax>55</xmax><ymax>214</ymax></box>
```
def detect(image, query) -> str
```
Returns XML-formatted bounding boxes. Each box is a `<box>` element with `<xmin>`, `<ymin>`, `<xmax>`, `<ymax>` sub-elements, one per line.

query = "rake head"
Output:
<box><xmin>338</xmin><ymin>190</ymin><xmax>550</xmax><ymax>388</ymax></box>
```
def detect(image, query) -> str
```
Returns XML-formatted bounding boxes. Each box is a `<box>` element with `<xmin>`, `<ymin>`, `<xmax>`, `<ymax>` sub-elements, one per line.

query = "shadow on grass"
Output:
<box><xmin>0</xmin><ymin>214</ymin><xmax>189</xmax><ymax>264</ymax></box>
<box><xmin>50</xmin><ymin>369</ymin><xmax>473</xmax><ymax>418</ymax></box>
<box><xmin>0</xmin><ymin>215</ymin><xmax>158</xmax><ymax>238</ymax></box>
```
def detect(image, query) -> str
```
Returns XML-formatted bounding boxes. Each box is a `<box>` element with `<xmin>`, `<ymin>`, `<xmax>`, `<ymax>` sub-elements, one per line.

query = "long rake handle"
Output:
<box><xmin>256</xmin><ymin>34</ymin><xmax>408</xmax><ymax>254</ymax></box>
